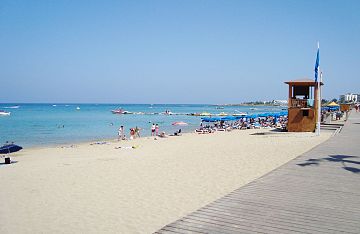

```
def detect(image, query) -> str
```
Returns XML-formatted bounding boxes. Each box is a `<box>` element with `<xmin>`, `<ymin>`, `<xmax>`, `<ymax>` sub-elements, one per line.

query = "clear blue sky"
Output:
<box><xmin>1</xmin><ymin>0</ymin><xmax>359</xmax><ymax>104</ymax></box>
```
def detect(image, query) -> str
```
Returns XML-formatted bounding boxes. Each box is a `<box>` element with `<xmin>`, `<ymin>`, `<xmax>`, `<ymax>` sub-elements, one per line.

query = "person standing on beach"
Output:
<box><xmin>151</xmin><ymin>123</ymin><xmax>156</xmax><ymax>136</ymax></box>
<box><xmin>155</xmin><ymin>124</ymin><xmax>159</xmax><ymax>136</ymax></box>
<box><xmin>135</xmin><ymin>126</ymin><xmax>141</xmax><ymax>138</ymax></box>
<box><xmin>118</xmin><ymin>126</ymin><xmax>124</xmax><ymax>141</ymax></box>
<box><xmin>129</xmin><ymin>128</ymin><xmax>135</xmax><ymax>140</ymax></box>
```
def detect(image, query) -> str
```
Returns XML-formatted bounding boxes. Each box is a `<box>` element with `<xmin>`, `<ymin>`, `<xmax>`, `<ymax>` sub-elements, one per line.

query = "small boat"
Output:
<box><xmin>0</xmin><ymin>110</ymin><xmax>10</xmax><ymax>116</ymax></box>
<box><xmin>215</xmin><ymin>106</ymin><xmax>224</xmax><ymax>109</ymax></box>
<box><xmin>4</xmin><ymin>105</ymin><xmax>19</xmax><ymax>109</ymax></box>
<box><xmin>111</xmin><ymin>109</ymin><xmax>133</xmax><ymax>114</ymax></box>
<box><xmin>76</xmin><ymin>107</ymin><xmax>80</xmax><ymax>110</ymax></box>
<box><xmin>111</xmin><ymin>109</ymin><xmax>124</xmax><ymax>114</ymax></box>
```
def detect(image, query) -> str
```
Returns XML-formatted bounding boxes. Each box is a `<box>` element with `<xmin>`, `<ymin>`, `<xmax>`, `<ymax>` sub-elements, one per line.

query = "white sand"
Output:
<box><xmin>0</xmin><ymin>129</ymin><xmax>331</xmax><ymax>234</ymax></box>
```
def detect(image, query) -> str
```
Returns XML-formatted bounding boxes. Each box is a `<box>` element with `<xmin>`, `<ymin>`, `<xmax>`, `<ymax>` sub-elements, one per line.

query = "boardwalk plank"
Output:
<box><xmin>189</xmin><ymin>211</ymin><xmax>333</xmax><ymax>234</ymax></box>
<box><xmin>209</xmin><ymin>200</ymin><xmax>360</xmax><ymax>225</ymax></box>
<box><xmin>180</xmin><ymin>216</ymin><xmax>281</xmax><ymax>234</ymax></box>
<box><xmin>169</xmin><ymin>219</ymin><xmax>258</xmax><ymax>234</ymax></box>
<box><xmin>198</xmin><ymin>205</ymin><xmax>359</xmax><ymax>233</ymax></box>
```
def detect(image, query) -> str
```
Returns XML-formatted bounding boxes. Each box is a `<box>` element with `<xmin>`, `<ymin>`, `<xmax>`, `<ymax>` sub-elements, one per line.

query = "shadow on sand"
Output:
<box><xmin>0</xmin><ymin>160</ymin><xmax>18</xmax><ymax>166</ymax></box>
<box><xmin>297</xmin><ymin>155</ymin><xmax>360</xmax><ymax>174</ymax></box>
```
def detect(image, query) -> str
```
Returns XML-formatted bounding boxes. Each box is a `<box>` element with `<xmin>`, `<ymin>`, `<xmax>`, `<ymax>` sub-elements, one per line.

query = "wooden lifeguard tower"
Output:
<box><xmin>285</xmin><ymin>78</ymin><xmax>323</xmax><ymax>132</ymax></box>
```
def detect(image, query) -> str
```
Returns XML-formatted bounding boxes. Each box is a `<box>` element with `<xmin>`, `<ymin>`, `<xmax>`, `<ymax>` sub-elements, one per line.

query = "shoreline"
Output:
<box><xmin>17</xmin><ymin>127</ymin><xmax>312</xmax><ymax>151</ymax></box>
<box><xmin>15</xmin><ymin>127</ymin><xmax>198</xmax><ymax>150</ymax></box>
<box><xmin>1</xmin><ymin>128</ymin><xmax>332</xmax><ymax>234</ymax></box>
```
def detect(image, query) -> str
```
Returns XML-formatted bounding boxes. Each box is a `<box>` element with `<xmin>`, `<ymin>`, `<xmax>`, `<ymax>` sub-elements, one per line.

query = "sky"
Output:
<box><xmin>0</xmin><ymin>0</ymin><xmax>359</xmax><ymax>104</ymax></box>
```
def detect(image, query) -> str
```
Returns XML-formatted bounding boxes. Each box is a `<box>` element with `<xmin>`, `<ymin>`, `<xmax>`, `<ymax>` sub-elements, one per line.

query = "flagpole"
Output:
<box><xmin>316</xmin><ymin>68</ymin><xmax>321</xmax><ymax>136</ymax></box>
<box><xmin>316</xmin><ymin>42</ymin><xmax>321</xmax><ymax>136</ymax></box>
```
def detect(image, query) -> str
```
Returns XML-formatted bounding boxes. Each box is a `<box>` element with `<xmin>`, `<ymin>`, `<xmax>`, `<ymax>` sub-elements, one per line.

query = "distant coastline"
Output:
<box><xmin>212</xmin><ymin>102</ymin><xmax>288</xmax><ymax>107</ymax></box>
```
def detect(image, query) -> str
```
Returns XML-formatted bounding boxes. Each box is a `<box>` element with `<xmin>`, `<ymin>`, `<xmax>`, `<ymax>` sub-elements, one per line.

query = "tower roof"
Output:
<box><xmin>285</xmin><ymin>78</ymin><xmax>324</xmax><ymax>86</ymax></box>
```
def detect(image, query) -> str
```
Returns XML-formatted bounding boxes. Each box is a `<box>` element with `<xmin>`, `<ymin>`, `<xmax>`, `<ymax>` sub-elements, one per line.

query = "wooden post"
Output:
<box><xmin>288</xmin><ymin>85</ymin><xmax>292</xmax><ymax>108</ymax></box>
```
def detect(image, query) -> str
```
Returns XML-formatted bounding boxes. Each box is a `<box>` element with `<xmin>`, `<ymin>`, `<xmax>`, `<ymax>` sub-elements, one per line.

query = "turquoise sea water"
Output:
<box><xmin>0</xmin><ymin>103</ymin><xmax>285</xmax><ymax>147</ymax></box>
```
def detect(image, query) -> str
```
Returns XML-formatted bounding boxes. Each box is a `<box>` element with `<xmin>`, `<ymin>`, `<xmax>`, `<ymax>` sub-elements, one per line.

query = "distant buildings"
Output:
<box><xmin>273</xmin><ymin>100</ymin><xmax>288</xmax><ymax>106</ymax></box>
<box><xmin>239</xmin><ymin>100</ymin><xmax>288</xmax><ymax>106</ymax></box>
<box><xmin>339</xmin><ymin>93</ymin><xmax>359</xmax><ymax>103</ymax></box>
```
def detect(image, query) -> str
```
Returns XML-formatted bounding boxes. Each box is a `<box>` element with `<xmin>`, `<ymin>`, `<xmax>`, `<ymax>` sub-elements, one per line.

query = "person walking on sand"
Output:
<box><xmin>155</xmin><ymin>124</ymin><xmax>159</xmax><ymax>136</ymax></box>
<box><xmin>135</xmin><ymin>126</ymin><xmax>141</xmax><ymax>138</ymax></box>
<box><xmin>118</xmin><ymin>126</ymin><xmax>124</xmax><ymax>141</ymax></box>
<box><xmin>151</xmin><ymin>123</ymin><xmax>156</xmax><ymax>136</ymax></box>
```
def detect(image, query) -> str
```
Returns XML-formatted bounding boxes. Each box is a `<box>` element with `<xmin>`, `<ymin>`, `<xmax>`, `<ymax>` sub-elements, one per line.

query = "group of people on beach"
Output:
<box><xmin>118</xmin><ymin>126</ymin><xmax>141</xmax><ymax>141</ymax></box>
<box><xmin>118</xmin><ymin>123</ymin><xmax>164</xmax><ymax>140</ymax></box>
<box><xmin>150</xmin><ymin>123</ymin><xmax>160</xmax><ymax>136</ymax></box>
<box><xmin>196</xmin><ymin>116</ymin><xmax>288</xmax><ymax>133</ymax></box>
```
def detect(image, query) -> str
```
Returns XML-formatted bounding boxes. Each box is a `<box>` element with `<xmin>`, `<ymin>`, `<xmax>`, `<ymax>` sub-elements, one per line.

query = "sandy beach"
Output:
<box><xmin>0</xmin><ymin>129</ymin><xmax>331</xmax><ymax>234</ymax></box>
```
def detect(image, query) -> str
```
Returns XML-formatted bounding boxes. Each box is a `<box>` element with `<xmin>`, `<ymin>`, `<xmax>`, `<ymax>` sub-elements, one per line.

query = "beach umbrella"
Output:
<box><xmin>172</xmin><ymin>121</ymin><xmax>188</xmax><ymax>126</ymax></box>
<box><xmin>0</xmin><ymin>144</ymin><xmax>22</xmax><ymax>154</ymax></box>
<box><xmin>327</xmin><ymin>101</ymin><xmax>339</xmax><ymax>107</ymax></box>
<box><xmin>221</xmin><ymin>116</ymin><xmax>237</xmax><ymax>121</ymax></box>
<box><xmin>202</xmin><ymin>117</ymin><xmax>221</xmax><ymax>122</ymax></box>
<box><xmin>326</xmin><ymin>102</ymin><xmax>340</xmax><ymax>111</ymax></box>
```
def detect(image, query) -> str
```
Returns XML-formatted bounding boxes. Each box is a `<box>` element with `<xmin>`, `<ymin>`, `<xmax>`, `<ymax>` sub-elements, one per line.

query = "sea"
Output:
<box><xmin>0</xmin><ymin>103</ymin><xmax>286</xmax><ymax>148</ymax></box>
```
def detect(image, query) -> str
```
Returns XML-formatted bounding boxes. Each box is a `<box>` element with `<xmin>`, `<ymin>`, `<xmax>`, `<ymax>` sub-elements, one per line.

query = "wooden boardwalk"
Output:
<box><xmin>156</xmin><ymin>111</ymin><xmax>360</xmax><ymax>234</ymax></box>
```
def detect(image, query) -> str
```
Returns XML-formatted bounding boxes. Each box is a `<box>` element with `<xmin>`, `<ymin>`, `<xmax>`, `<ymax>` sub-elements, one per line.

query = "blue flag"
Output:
<box><xmin>314</xmin><ymin>47</ymin><xmax>320</xmax><ymax>82</ymax></box>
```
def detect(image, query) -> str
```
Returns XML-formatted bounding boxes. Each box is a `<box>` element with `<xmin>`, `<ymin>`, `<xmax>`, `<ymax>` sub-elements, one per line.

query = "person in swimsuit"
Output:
<box><xmin>118</xmin><ymin>126</ymin><xmax>124</xmax><ymax>141</ymax></box>
<box><xmin>155</xmin><ymin>124</ymin><xmax>159</xmax><ymax>136</ymax></box>
<box><xmin>151</xmin><ymin>124</ymin><xmax>156</xmax><ymax>136</ymax></box>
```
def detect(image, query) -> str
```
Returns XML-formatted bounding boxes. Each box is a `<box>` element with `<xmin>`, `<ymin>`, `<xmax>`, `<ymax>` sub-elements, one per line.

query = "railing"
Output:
<box><xmin>289</xmin><ymin>99</ymin><xmax>311</xmax><ymax>108</ymax></box>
